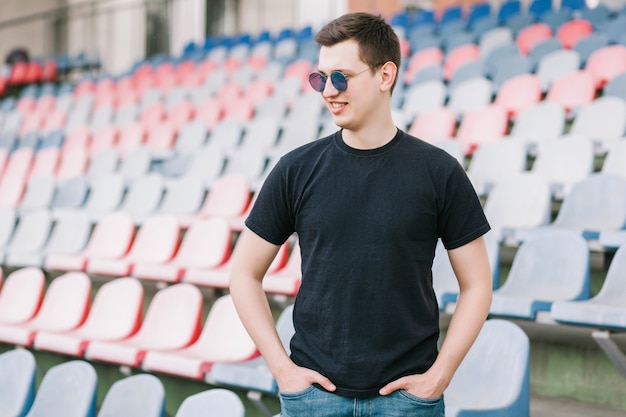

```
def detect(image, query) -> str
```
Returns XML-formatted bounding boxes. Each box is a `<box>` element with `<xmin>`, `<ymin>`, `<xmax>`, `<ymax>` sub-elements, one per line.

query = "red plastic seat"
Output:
<box><xmin>556</xmin><ymin>19</ymin><xmax>593</xmax><ymax>49</ymax></box>
<box><xmin>223</xmin><ymin>97</ymin><xmax>254</xmax><ymax>122</ymax></box>
<box><xmin>404</xmin><ymin>47</ymin><xmax>444</xmax><ymax>84</ymax></box>
<box><xmin>284</xmin><ymin>59</ymin><xmax>312</xmax><ymax>82</ymax></box>
<box><xmin>133</xmin><ymin>217</ymin><xmax>232</xmax><ymax>283</ymax></box>
<box><xmin>41</xmin><ymin>108</ymin><xmax>67</xmax><ymax>134</ymax></box>
<box><xmin>34</xmin><ymin>95</ymin><xmax>56</xmax><ymax>115</ymax></box>
<box><xmin>456</xmin><ymin>105</ymin><xmax>509</xmax><ymax>155</ymax></box>
<box><xmin>585</xmin><ymin>45</ymin><xmax>626</xmax><ymax>89</ymax></box>
<box><xmin>64</xmin><ymin>126</ymin><xmax>92</xmax><ymax>151</ymax></box>
<box><xmin>28</xmin><ymin>148</ymin><xmax>60</xmax><ymax>183</ymax></box>
<box><xmin>87</xmin><ymin>214</ymin><xmax>180</xmax><ymax>277</ymax></box>
<box><xmin>545</xmin><ymin>70</ymin><xmax>596</xmax><ymax>114</ymax></box>
<box><xmin>494</xmin><ymin>73</ymin><xmax>543</xmax><ymax>117</ymax></box>
<box><xmin>517</xmin><ymin>23</ymin><xmax>552</xmax><ymax>55</ymax></box>
<box><xmin>408</xmin><ymin>107</ymin><xmax>456</xmax><ymax>143</ymax></box>
<box><xmin>444</xmin><ymin>44</ymin><xmax>480</xmax><ymax>81</ymax></box>
<box><xmin>181</xmin><ymin>174</ymin><xmax>251</xmax><ymax>227</ymax></box>
<box><xmin>90</xmin><ymin>124</ymin><xmax>119</xmax><ymax>157</ymax></box>
<box><xmin>195</xmin><ymin>99</ymin><xmax>224</xmax><ymax>131</ymax></box>
<box><xmin>140</xmin><ymin>102</ymin><xmax>166</xmax><ymax>126</ymax></box>
<box><xmin>0</xmin><ymin>272</ymin><xmax>91</xmax><ymax>347</ymax></box>
<box><xmin>0</xmin><ymin>267</ymin><xmax>45</xmax><ymax>325</ymax></box>
<box><xmin>246</xmin><ymin>79</ymin><xmax>274</xmax><ymax>104</ymax></box>
<box><xmin>85</xmin><ymin>283</ymin><xmax>203</xmax><ymax>367</ymax></box>
<box><xmin>0</xmin><ymin>148</ymin><xmax>34</xmax><ymax>208</ymax></box>
<box><xmin>23</xmin><ymin>62</ymin><xmax>43</xmax><ymax>84</ymax></box>
<box><xmin>45</xmin><ymin>211</ymin><xmax>135</xmax><ymax>272</ymax></box>
<box><xmin>168</xmin><ymin>101</ymin><xmax>195</xmax><ymax>131</ymax></box>
<box><xmin>8</xmin><ymin>62</ymin><xmax>28</xmax><ymax>85</ymax></box>
<box><xmin>18</xmin><ymin>112</ymin><xmax>44</xmax><ymax>137</ymax></box>
<box><xmin>34</xmin><ymin>277</ymin><xmax>144</xmax><ymax>357</ymax></box>
<box><xmin>15</xmin><ymin>97</ymin><xmax>36</xmax><ymax>115</ymax></box>
<box><xmin>57</xmin><ymin>147</ymin><xmax>89</xmax><ymax>181</ymax></box>
<box><xmin>141</xmin><ymin>294</ymin><xmax>257</xmax><ymax>380</ymax></box>
<box><xmin>117</xmin><ymin>122</ymin><xmax>147</xmax><ymax>156</ymax></box>
<box><xmin>41</xmin><ymin>60</ymin><xmax>57</xmax><ymax>83</ymax></box>
<box><xmin>145</xmin><ymin>121</ymin><xmax>177</xmax><ymax>152</ymax></box>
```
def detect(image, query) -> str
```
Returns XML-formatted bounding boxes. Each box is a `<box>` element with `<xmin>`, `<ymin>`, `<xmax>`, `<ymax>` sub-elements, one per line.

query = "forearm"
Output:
<box><xmin>229</xmin><ymin>271</ymin><xmax>294</xmax><ymax>377</ymax></box>
<box><xmin>430</xmin><ymin>283</ymin><xmax>492</xmax><ymax>386</ymax></box>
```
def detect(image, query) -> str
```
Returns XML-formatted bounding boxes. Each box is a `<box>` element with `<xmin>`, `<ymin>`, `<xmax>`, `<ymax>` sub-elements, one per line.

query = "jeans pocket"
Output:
<box><xmin>398</xmin><ymin>390</ymin><xmax>443</xmax><ymax>405</ymax></box>
<box><xmin>279</xmin><ymin>385</ymin><xmax>316</xmax><ymax>399</ymax></box>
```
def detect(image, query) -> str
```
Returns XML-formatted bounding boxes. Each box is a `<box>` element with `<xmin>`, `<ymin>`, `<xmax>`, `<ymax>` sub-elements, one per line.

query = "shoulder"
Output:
<box><xmin>398</xmin><ymin>131</ymin><xmax>462</xmax><ymax>173</ymax></box>
<box><xmin>276</xmin><ymin>133</ymin><xmax>336</xmax><ymax>167</ymax></box>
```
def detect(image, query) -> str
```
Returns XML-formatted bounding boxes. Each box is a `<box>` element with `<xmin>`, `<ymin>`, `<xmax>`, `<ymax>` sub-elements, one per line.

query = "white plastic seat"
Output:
<box><xmin>445</xmin><ymin>320</ymin><xmax>529</xmax><ymax>417</ymax></box>
<box><xmin>0</xmin><ymin>267</ymin><xmax>46</xmax><ymax>326</ymax></box>
<box><xmin>448</xmin><ymin>77</ymin><xmax>494</xmax><ymax>118</ymax></box>
<box><xmin>551</xmin><ymin>245</ymin><xmax>626</xmax><ymax>330</ymax></box>
<box><xmin>401</xmin><ymin>80</ymin><xmax>447</xmax><ymax>120</ymax></box>
<box><xmin>508</xmin><ymin>102</ymin><xmax>565</xmax><ymax>154</ymax></box>
<box><xmin>97</xmin><ymin>374</ymin><xmax>165</xmax><ymax>417</ymax></box>
<box><xmin>570</xmin><ymin>96</ymin><xmax>626</xmax><ymax>153</ymax></box>
<box><xmin>467</xmin><ymin>139</ymin><xmax>527</xmax><ymax>196</ymax></box>
<box><xmin>3</xmin><ymin>209</ymin><xmax>53</xmax><ymax>267</ymax></box>
<box><xmin>489</xmin><ymin>230</ymin><xmax>590</xmax><ymax>320</ymax></box>
<box><xmin>0</xmin><ymin>348</ymin><xmax>36</xmax><ymax>417</ymax></box>
<box><xmin>175</xmin><ymin>389</ymin><xmax>245</xmax><ymax>417</ymax></box>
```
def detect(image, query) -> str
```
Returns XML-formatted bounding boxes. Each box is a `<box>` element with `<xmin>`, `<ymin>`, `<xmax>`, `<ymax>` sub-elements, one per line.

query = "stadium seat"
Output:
<box><xmin>401</xmin><ymin>80</ymin><xmax>447</xmax><ymax>120</ymax></box>
<box><xmin>498</xmin><ymin>0</ymin><xmax>521</xmax><ymax>23</ymax></box>
<box><xmin>508</xmin><ymin>101</ymin><xmax>565</xmax><ymax>153</ymax></box>
<box><xmin>529</xmin><ymin>0</ymin><xmax>552</xmax><ymax>17</ymax></box>
<box><xmin>142</xmin><ymin>294</ymin><xmax>257</xmax><ymax>379</ymax></box>
<box><xmin>25</xmin><ymin>360</ymin><xmax>97</xmax><ymax>417</ymax></box>
<box><xmin>570</xmin><ymin>97</ymin><xmax>626</xmax><ymax>153</ymax></box>
<box><xmin>174</xmin><ymin>119</ymin><xmax>208</xmax><ymax>153</ymax></box>
<box><xmin>406</xmin><ymin>64</ymin><xmax>443</xmax><ymax>86</ymax></box>
<box><xmin>34</xmin><ymin>277</ymin><xmax>143</xmax><ymax>357</ymax></box>
<box><xmin>0</xmin><ymin>348</ymin><xmax>36</xmax><ymax>417</ymax></box>
<box><xmin>182</xmin><ymin>173</ymin><xmax>250</xmax><ymax>227</ymax></box>
<box><xmin>90</xmin><ymin>125</ymin><xmax>119</xmax><ymax>157</ymax></box>
<box><xmin>45</xmin><ymin>211</ymin><xmax>135</xmax><ymax>272</ymax></box>
<box><xmin>602</xmin><ymin>141</ymin><xmax>626</xmax><ymax>180</ymax></box>
<box><xmin>573</xmin><ymin>33</ymin><xmax>609</xmax><ymax>66</ymax></box>
<box><xmin>3</xmin><ymin>209</ymin><xmax>53</xmax><ymax>267</ymax></box>
<box><xmin>556</xmin><ymin>19</ymin><xmax>592</xmax><ymax>49</ymax></box>
<box><xmin>603</xmin><ymin>71</ymin><xmax>626</xmax><ymax>102</ymax></box>
<box><xmin>551</xmin><ymin>173</ymin><xmax>626</xmax><ymax>239</ymax></box>
<box><xmin>478</xmin><ymin>27</ymin><xmax>514</xmax><ymax>59</ymax></box>
<box><xmin>494</xmin><ymin>73</ymin><xmax>542</xmax><ymax>117</ymax></box>
<box><xmin>82</xmin><ymin>174</ymin><xmax>126</xmax><ymax>221</ymax></box>
<box><xmin>535</xmin><ymin>49</ymin><xmax>581</xmax><ymax>91</ymax></box>
<box><xmin>182</xmin><ymin>146</ymin><xmax>226</xmax><ymax>185</ymax></box>
<box><xmin>118</xmin><ymin>146</ymin><xmax>151</xmax><ymax>182</ymax></box>
<box><xmin>85</xmin><ymin>283</ymin><xmax>202</xmax><ymax>367</ymax></box>
<box><xmin>408</xmin><ymin>107</ymin><xmax>456</xmax><ymax>143</ymax></box>
<box><xmin>0</xmin><ymin>267</ymin><xmax>45</xmax><ymax>325</ymax></box>
<box><xmin>445</xmin><ymin>320</ymin><xmax>529</xmax><ymax>417</ymax></box>
<box><xmin>0</xmin><ymin>147</ymin><xmax>33</xmax><ymax>208</ymax></box>
<box><xmin>154</xmin><ymin>175</ymin><xmax>205</xmax><ymax>218</ymax></box>
<box><xmin>456</xmin><ymin>105</ymin><xmax>509</xmax><ymax>155</ymax></box>
<box><xmin>134</xmin><ymin>216</ymin><xmax>231</xmax><ymax>283</ymax></box>
<box><xmin>97</xmin><ymin>374</ymin><xmax>164</xmax><ymax>417</ymax></box>
<box><xmin>551</xmin><ymin>245</ymin><xmax>626</xmax><ymax>330</ymax></box>
<box><xmin>531</xmin><ymin>135</ymin><xmax>594</xmax><ymax>199</ymax></box>
<box><xmin>86</xmin><ymin>147</ymin><xmax>119</xmax><ymax>181</ymax></box>
<box><xmin>467</xmin><ymin>139</ymin><xmax>528</xmax><ymax>197</ymax></box>
<box><xmin>585</xmin><ymin>45</ymin><xmax>626</xmax><ymax>89</ymax></box>
<box><xmin>405</xmin><ymin>47</ymin><xmax>444</xmax><ymax>84</ymax></box>
<box><xmin>175</xmin><ymin>389</ymin><xmax>245</xmax><ymax>417</ymax></box>
<box><xmin>447</xmin><ymin>61</ymin><xmax>484</xmax><ymax>91</ymax></box>
<box><xmin>489</xmin><ymin>230</ymin><xmax>590</xmax><ymax>320</ymax></box>
<box><xmin>117</xmin><ymin>173</ymin><xmax>165</xmax><ymax>222</ymax></box>
<box><xmin>448</xmin><ymin>77</ymin><xmax>494</xmax><ymax>118</ymax></box>
<box><xmin>483</xmin><ymin>173</ymin><xmax>552</xmax><ymax>241</ymax></box>
<box><xmin>29</xmin><ymin>148</ymin><xmax>60</xmax><ymax>182</ymax></box>
<box><xmin>87</xmin><ymin>214</ymin><xmax>179</xmax><ymax>277</ymax></box>
<box><xmin>516</xmin><ymin>23</ymin><xmax>552</xmax><ymax>55</ymax></box>
<box><xmin>117</xmin><ymin>122</ymin><xmax>146</xmax><ymax>156</ymax></box>
<box><xmin>57</xmin><ymin>146</ymin><xmax>89</xmax><ymax>181</ymax></box>
<box><xmin>491</xmin><ymin>54</ymin><xmax>533</xmax><ymax>92</ymax></box>
<box><xmin>545</xmin><ymin>70</ymin><xmax>596</xmax><ymax>114</ymax></box>
<box><xmin>443</xmin><ymin>44</ymin><xmax>479</xmax><ymax>81</ymax></box>
<box><xmin>18</xmin><ymin>175</ymin><xmax>56</xmax><ymax>214</ymax></box>
<box><xmin>527</xmin><ymin>37</ymin><xmax>562</xmax><ymax>69</ymax></box>
<box><xmin>208</xmin><ymin>304</ymin><xmax>294</xmax><ymax>396</ymax></box>
<box><xmin>0</xmin><ymin>271</ymin><xmax>91</xmax><ymax>346</ymax></box>
<box><xmin>483</xmin><ymin>43</ymin><xmax>519</xmax><ymax>79</ymax></box>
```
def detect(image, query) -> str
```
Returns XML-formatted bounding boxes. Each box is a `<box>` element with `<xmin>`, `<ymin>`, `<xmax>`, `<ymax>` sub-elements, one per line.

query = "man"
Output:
<box><xmin>230</xmin><ymin>12</ymin><xmax>492</xmax><ymax>417</ymax></box>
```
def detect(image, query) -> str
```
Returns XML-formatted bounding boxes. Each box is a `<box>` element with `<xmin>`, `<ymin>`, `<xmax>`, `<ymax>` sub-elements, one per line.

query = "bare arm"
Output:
<box><xmin>380</xmin><ymin>236</ymin><xmax>492</xmax><ymax>397</ymax></box>
<box><xmin>229</xmin><ymin>227</ymin><xmax>336</xmax><ymax>392</ymax></box>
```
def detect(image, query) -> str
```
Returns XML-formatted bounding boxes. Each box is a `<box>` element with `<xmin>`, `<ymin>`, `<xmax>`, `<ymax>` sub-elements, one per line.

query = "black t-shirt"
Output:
<box><xmin>245</xmin><ymin>129</ymin><xmax>490</xmax><ymax>398</ymax></box>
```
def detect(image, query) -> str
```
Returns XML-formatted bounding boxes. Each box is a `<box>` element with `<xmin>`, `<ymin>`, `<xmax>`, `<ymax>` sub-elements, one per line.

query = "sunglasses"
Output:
<box><xmin>308</xmin><ymin>67</ymin><xmax>373</xmax><ymax>92</ymax></box>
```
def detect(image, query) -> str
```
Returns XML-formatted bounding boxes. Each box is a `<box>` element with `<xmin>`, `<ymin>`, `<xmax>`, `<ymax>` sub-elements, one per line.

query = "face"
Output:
<box><xmin>315</xmin><ymin>40</ymin><xmax>383</xmax><ymax>133</ymax></box>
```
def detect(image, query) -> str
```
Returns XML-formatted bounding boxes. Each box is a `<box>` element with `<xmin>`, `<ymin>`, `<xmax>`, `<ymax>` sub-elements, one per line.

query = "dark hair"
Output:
<box><xmin>314</xmin><ymin>12</ymin><xmax>401</xmax><ymax>93</ymax></box>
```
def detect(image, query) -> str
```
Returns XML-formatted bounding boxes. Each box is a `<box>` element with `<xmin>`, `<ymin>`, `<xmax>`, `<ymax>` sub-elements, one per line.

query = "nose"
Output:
<box><xmin>322</xmin><ymin>78</ymin><xmax>339</xmax><ymax>97</ymax></box>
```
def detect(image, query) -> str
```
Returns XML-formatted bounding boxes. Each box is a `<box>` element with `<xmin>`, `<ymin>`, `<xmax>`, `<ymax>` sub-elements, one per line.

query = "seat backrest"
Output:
<box><xmin>119</xmin><ymin>173</ymin><xmax>165</xmax><ymax>218</ymax></box>
<box><xmin>97</xmin><ymin>374</ymin><xmax>164</xmax><ymax>417</ymax></box>
<box><xmin>175</xmin><ymin>119</ymin><xmax>208</xmax><ymax>153</ymax></box>
<box><xmin>158</xmin><ymin>175</ymin><xmax>205</xmax><ymax>216</ymax></box>
<box><xmin>127</xmin><ymin>214</ymin><xmax>180</xmax><ymax>264</ymax></box>
<box><xmin>0</xmin><ymin>147</ymin><xmax>33</xmax><ymax>207</ymax></box>
<box><xmin>175</xmin><ymin>389</ymin><xmax>244</xmax><ymax>417</ymax></box>
<box><xmin>0</xmin><ymin>206</ymin><xmax>16</xmax><ymax>247</ymax></box>
<box><xmin>192</xmin><ymin>295</ymin><xmax>257</xmax><ymax>361</ymax></box>
<box><xmin>408</xmin><ymin>107</ymin><xmax>456</xmax><ymax>143</ymax></box>
<box><xmin>467</xmin><ymin>139</ymin><xmax>528</xmax><ymax>194</ymax></box>
<box><xmin>51</xmin><ymin>175</ymin><xmax>88</xmax><ymax>210</ymax></box>
<box><xmin>118</xmin><ymin>147</ymin><xmax>151</xmax><ymax>181</ymax></box>
<box><xmin>484</xmin><ymin>173</ymin><xmax>552</xmax><ymax>234</ymax></box>
<box><xmin>445</xmin><ymin>320</ymin><xmax>529</xmax><ymax>416</ymax></box>
<box><xmin>44</xmin><ymin>210</ymin><xmax>91</xmax><ymax>256</ymax></box>
<box><xmin>133</xmin><ymin>283</ymin><xmax>202</xmax><ymax>350</ymax></box>
<box><xmin>200</xmin><ymin>174</ymin><xmax>251</xmax><ymax>217</ymax></box>
<box><xmin>509</xmin><ymin>101</ymin><xmax>565</xmax><ymax>146</ymax></box>
<box><xmin>602</xmin><ymin>140</ymin><xmax>626</xmax><ymax>180</ymax></box>
<box><xmin>26</xmin><ymin>360</ymin><xmax>97</xmax><ymax>417</ymax></box>
<box><xmin>85</xmin><ymin>211</ymin><xmax>135</xmax><ymax>259</ymax></box>
<box><xmin>495</xmin><ymin>73</ymin><xmax>542</xmax><ymax>116</ymax></box>
<box><xmin>175</xmin><ymin>217</ymin><xmax>231</xmax><ymax>268</ymax></box>
<box><xmin>76</xmin><ymin>277</ymin><xmax>143</xmax><ymax>340</ymax></box>
<box><xmin>0</xmin><ymin>348</ymin><xmax>36</xmax><ymax>417</ymax></box>
<box><xmin>7</xmin><ymin>209</ymin><xmax>52</xmax><ymax>253</ymax></box>
<box><xmin>556</xmin><ymin>19</ymin><xmax>593</xmax><ymax>49</ymax></box>
<box><xmin>86</xmin><ymin>147</ymin><xmax>119</xmax><ymax>181</ymax></box>
<box><xmin>27</xmin><ymin>272</ymin><xmax>91</xmax><ymax>332</ymax></box>
<box><xmin>498</xmin><ymin>230</ymin><xmax>590</xmax><ymax>301</ymax></box>
<box><xmin>448</xmin><ymin>76</ymin><xmax>494</xmax><ymax>117</ymax></box>
<box><xmin>532</xmin><ymin>135</ymin><xmax>594</xmax><ymax>191</ymax></box>
<box><xmin>553</xmin><ymin>173</ymin><xmax>626</xmax><ymax>232</ymax></box>
<box><xmin>29</xmin><ymin>148</ymin><xmax>60</xmax><ymax>182</ymax></box>
<box><xmin>570</xmin><ymin>96</ymin><xmax>626</xmax><ymax>145</ymax></box>
<box><xmin>456</xmin><ymin>105</ymin><xmax>509</xmax><ymax>155</ymax></box>
<box><xmin>401</xmin><ymin>80</ymin><xmax>447</xmax><ymax>119</ymax></box>
<box><xmin>0</xmin><ymin>267</ymin><xmax>45</xmax><ymax>324</ymax></box>
<box><xmin>585</xmin><ymin>44</ymin><xmax>626</xmax><ymax>88</ymax></box>
<box><xmin>604</xmin><ymin>72</ymin><xmax>626</xmax><ymax>102</ymax></box>
<box><xmin>594</xmin><ymin>245</ymin><xmax>626</xmax><ymax>303</ymax></box>
<box><xmin>536</xmin><ymin>49</ymin><xmax>581</xmax><ymax>91</ymax></box>
<box><xmin>516</xmin><ymin>23</ymin><xmax>552</xmax><ymax>55</ymax></box>
<box><xmin>185</xmin><ymin>146</ymin><xmax>225</xmax><ymax>184</ymax></box>
<box><xmin>85</xmin><ymin>174</ymin><xmax>126</xmax><ymax>214</ymax></box>
<box><xmin>545</xmin><ymin>70</ymin><xmax>596</xmax><ymax>112</ymax></box>
<box><xmin>19</xmin><ymin>175</ymin><xmax>56</xmax><ymax>213</ymax></box>
<box><xmin>57</xmin><ymin>147</ymin><xmax>89</xmax><ymax>181</ymax></box>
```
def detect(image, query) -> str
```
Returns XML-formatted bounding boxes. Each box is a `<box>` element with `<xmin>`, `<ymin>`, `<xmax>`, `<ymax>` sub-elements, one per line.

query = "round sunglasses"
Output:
<box><xmin>308</xmin><ymin>67</ymin><xmax>372</xmax><ymax>92</ymax></box>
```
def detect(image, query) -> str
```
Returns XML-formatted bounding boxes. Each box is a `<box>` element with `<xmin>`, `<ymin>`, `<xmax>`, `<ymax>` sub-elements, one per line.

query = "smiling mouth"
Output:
<box><xmin>330</xmin><ymin>102</ymin><xmax>346</xmax><ymax>109</ymax></box>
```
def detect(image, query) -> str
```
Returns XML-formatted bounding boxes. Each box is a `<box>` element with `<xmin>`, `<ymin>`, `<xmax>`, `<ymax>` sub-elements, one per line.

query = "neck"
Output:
<box><xmin>341</xmin><ymin>116</ymin><xmax>398</xmax><ymax>150</ymax></box>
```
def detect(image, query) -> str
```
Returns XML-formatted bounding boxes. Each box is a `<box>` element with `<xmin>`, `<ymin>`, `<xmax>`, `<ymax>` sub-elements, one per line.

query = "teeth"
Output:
<box><xmin>331</xmin><ymin>103</ymin><xmax>345</xmax><ymax>108</ymax></box>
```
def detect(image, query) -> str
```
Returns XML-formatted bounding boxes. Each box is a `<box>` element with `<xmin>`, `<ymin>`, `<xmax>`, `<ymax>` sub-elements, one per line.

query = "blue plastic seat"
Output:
<box><xmin>529</xmin><ymin>0</ymin><xmax>552</xmax><ymax>17</ymax></box>
<box><xmin>26</xmin><ymin>360</ymin><xmax>97</xmax><ymax>417</ymax></box>
<box><xmin>97</xmin><ymin>374</ymin><xmax>165</xmax><ymax>417</ymax></box>
<box><xmin>0</xmin><ymin>348</ymin><xmax>36</xmax><ymax>417</ymax></box>
<box><xmin>175</xmin><ymin>389</ymin><xmax>244</xmax><ymax>417</ymax></box>
<box><xmin>468</xmin><ymin>3</ymin><xmax>492</xmax><ymax>28</ymax></box>
<box><xmin>498</xmin><ymin>0</ymin><xmax>521</xmax><ymax>23</ymax></box>
<box><xmin>489</xmin><ymin>230</ymin><xmax>590</xmax><ymax>320</ymax></box>
<box><xmin>445</xmin><ymin>320</ymin><xmax>530</xmax><ymax>417</ymax></box>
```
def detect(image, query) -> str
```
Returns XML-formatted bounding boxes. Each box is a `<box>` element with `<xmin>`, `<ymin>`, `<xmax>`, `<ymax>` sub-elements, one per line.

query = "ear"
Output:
<box><xmin>379</xmin><ymin>61</ymin><xmax>398</xmax><ymax>93</ymax></box>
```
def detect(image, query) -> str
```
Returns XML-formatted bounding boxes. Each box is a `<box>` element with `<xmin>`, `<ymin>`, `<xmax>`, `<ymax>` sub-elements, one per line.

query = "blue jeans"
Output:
<box><xmin>279</xmin><ymin>386</ymin><xmax>445</xmax><ymax>417</ymax></box>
